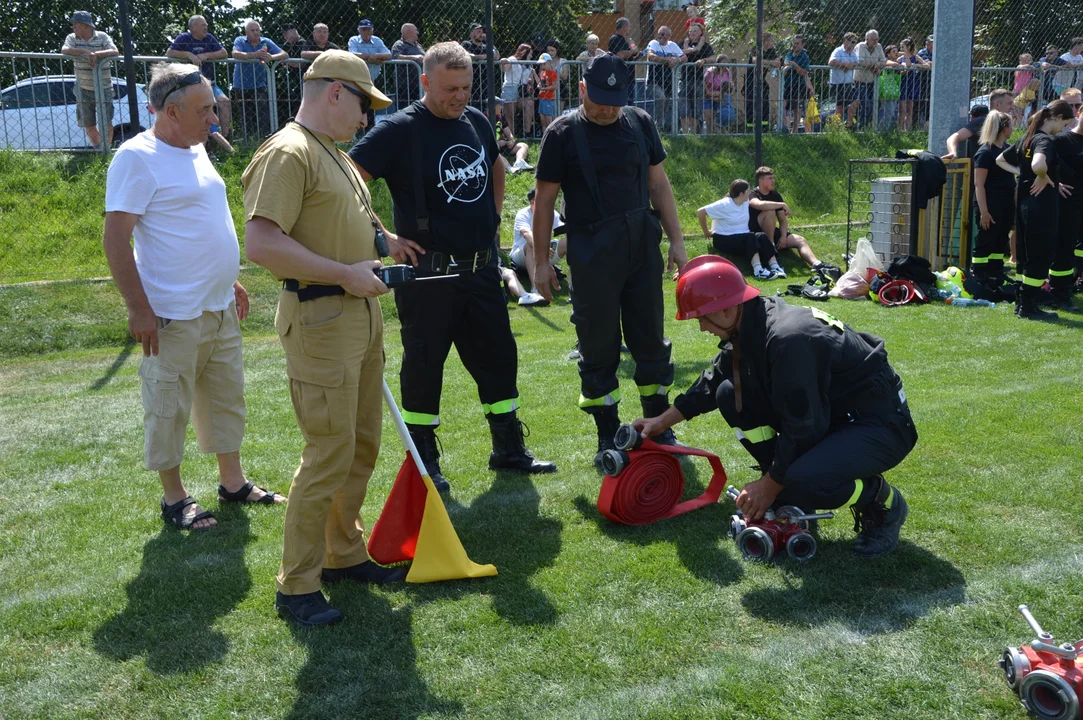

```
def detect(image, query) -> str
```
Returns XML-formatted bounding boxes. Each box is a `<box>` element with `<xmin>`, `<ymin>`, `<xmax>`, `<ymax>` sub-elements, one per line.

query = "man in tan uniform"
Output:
<box><xmin>244</xmin><ymin>50</ymin><xmax>416</xmax><ymax>626</ymax></box>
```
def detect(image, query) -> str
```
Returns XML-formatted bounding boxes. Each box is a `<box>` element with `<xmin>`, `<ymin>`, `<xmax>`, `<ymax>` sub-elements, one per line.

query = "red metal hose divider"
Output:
<box><xmin>597</xmin><ymin>438</ymin><xmax>729</xmax><ymax>525</ymax></box>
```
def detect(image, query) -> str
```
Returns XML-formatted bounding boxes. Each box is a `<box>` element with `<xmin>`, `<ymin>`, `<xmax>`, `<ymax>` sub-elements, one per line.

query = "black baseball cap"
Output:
<box><xmin>583</xmin><ymin>52</ymin><xmax>629</xmax><ymax>106</ymax></box>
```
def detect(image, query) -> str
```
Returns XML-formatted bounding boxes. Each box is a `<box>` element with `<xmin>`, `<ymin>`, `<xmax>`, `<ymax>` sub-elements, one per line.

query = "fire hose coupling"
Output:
<box><xmin>613</xmin><ymin>423</ymin><xmax>643</xmax><ymax>452</ymax></box>
<box><xmin>599</xmin><ymin>449</ymin><xmax>631</xmax><ymax>477</ymax></box>
<box><xmin>999</xmin><ymin>604</ymin><xmax>1083</xmax><ymax>720</ymax></box>
<box><xmin>724</xmin><ymin>485</ymin><xmax>834</xmax><ymax>562</ymax></box>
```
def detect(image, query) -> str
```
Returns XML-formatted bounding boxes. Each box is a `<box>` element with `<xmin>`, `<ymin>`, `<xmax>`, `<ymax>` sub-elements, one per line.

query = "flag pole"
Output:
<box><xmin>382</xmin><ymin>379</ymin><xmax>430</xmax><ymax>480</ymax></box>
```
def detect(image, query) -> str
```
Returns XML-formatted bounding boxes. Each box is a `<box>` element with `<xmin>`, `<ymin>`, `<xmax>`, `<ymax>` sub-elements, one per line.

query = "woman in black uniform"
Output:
<box><xmin>971</xmin><ymin>110</ymin><xmax>1015</xmax><ymax>288</ymax></box>
<box><xmin>997</xmin><ymin>99</ymin><xmax>1076</xmax><ymax>320</ymax></box>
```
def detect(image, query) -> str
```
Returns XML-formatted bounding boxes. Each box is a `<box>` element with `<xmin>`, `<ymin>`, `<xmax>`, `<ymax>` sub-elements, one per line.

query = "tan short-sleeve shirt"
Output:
<box><xmin>242</xmin><ymin>122</ymin><xmax>377</xmax><ymax>278</ymax></box>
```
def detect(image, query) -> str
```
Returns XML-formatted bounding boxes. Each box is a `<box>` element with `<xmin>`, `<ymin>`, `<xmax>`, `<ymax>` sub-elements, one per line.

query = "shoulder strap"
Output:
<box><xmin>621</xmin><ymin>106</ymin><xmax>651</xmax><ymax>206</ymax></box>
<box><xmin>569</xmin><ymin>110</ymin><xmax>606</xmax><ymax>214</ymax></box>
<box><xmin>408</xmin><ymin>107</ymin><xmax>430</xmax><ymax>236</ymax></box>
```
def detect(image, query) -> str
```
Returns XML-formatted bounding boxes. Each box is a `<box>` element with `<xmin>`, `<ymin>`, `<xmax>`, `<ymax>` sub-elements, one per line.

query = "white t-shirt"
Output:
<box><xmin>703</xmin><ymin>196</ymin><xmax>751</xmax><ymax>236</ymax></box>
<box><xmin>105</xmin><ymin>131</ymin><xmax>239</xmax><ymax>320</ymax></box>
<box><xmin>829</xmin><ymin>45</ymin><xmax>859</xmax><ymax>85</ymax></box>
<box><xmin>647</xmin><ymin>40</ymin><xmax>684</xmax><ymax>87</ymax></box>
<box><xmin>512</xmin><ymin>205</ymin><xmax>562</xmax><ymax>254</ymax></box>
<box><xmin>1056</xmin><ymin>52</ymin><xmax>1083</xmax><ymax>88</ymax></box>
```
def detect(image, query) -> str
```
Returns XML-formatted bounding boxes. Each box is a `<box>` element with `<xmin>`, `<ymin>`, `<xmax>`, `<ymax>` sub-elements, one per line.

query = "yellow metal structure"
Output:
<box><xmin>916</xmin><ymin>158</ymin><xmax>972</xmax><ymax>270</ymax></box>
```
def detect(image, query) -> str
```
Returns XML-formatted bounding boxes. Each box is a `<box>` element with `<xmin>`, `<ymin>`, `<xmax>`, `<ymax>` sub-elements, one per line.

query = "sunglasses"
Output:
<box><xmin>321</xmin><ymin>78</ymin><xmax>371</xmax><ymax>113</ymax></box>
<box><xmin>163</xmin><ymin>70</ymin><xmax>204</xmax><ymax>103</ymax></box>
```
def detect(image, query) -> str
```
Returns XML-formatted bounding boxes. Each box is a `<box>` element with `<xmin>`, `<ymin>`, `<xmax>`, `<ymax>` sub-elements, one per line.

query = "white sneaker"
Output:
<box><xmin>513</xmin><ymin>159</ymin><xmax>534</xmax><ymax>171</ymax></box>
<box><xmin>753</xmin><ymin>267</ymin><xmax>777</xmax><ymax>280</ymax></box>
<box><xmin>770</xmin><ymin>265</ymin><xmax>787</xmax><ymax>279</ymax></box>
<box><xmin>518</xmin><ymin>291</ymin><xmax>549</xmax><ymax>307</ymax></box>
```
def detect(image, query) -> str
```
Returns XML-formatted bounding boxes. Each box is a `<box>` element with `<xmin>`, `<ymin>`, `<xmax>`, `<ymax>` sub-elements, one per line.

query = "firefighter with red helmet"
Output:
<box><xmin>633</xmin><ymin>256</ymin><xmax>918</xmax><ymax>557</ymax></box>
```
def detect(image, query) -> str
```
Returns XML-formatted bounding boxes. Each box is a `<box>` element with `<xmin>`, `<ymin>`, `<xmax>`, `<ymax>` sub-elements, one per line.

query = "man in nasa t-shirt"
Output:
<box><xmin>348</xmin><ymin>41</ymin><xmax>555</xmax><ymax>492</ymax></box>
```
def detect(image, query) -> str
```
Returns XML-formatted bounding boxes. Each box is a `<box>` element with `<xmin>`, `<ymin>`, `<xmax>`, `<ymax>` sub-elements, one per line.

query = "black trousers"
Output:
<box><xmin>567</xmin><ymin>211</ymin><xmax>674</xmax><ymax>412</ymax></box>
<box><xmin>972</xmin><ymin>186</ymin><xmax>1014</xmax><ymax>276</ymax></box>
<box><xmin>1016</xmin><ymin>186</ymin><xmax>1061</xmax><ymax>288</ymax></box>
<box><xmin>715</xmin><ymin>375</ymin><xmax>917</xmax><ymax>511</ymax></box>
<box><xmin>1057</xmin><ymin>198</ymin><xmax>1083</xmax><ymax>277</ymax></box>
<box><xmin>712</xmin><ymin>232</ymin><xmax>775</xmax><ymax>265</ymax></box>
<box><xmin>395</xmin><ymin>265</ymin><xmax>519</xmax><ymax>426</ymax></box>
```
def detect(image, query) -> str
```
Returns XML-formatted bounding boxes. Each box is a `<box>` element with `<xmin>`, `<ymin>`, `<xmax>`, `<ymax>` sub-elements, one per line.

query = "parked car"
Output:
<box><xmin>0</xmin><ymin>75</ymin><xmax>154</xmax><ymax>151</ymax></box>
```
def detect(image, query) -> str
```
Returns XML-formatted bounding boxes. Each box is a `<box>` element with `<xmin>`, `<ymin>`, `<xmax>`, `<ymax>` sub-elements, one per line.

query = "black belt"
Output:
<box><xmin>283</xmin><ymin>279</ymin><xmax>346</xmax><ymax>302</ymax></box>
<box><xmin>415</xmin><ymin>248</ymin><xmax>493</xmax><ymax>277</ymax></box>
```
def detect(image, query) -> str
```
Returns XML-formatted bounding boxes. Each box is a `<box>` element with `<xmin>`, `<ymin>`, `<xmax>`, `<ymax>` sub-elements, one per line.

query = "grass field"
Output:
<box><xmin>2</xmin><ymin>135</ymin><xmax>1082</xmax><ymax>719</ymax></box>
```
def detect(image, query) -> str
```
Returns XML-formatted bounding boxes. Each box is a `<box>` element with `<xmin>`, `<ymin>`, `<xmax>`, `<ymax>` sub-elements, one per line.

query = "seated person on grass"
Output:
<box><xmin>509</xmin><ymin>187</ymin><xmax>565</xmax><ymax>306</ymax></box>
<box><xmin>698</xmin><ymin>179</ymin><xmax>785</xmax><ymax>280</ymax></box>
<box><xmin>497</xmin><ymin>118</ymin><xmax>533</xmax><ymax>173</ymax></box>
<box><xmin>748</xmin><ymin>166</ymin><xmax>841</xmax><ymax>280</ymax></box>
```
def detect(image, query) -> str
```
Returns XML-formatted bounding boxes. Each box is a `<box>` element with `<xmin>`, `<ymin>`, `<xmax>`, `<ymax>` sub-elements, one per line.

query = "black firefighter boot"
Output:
<box><xmin>487</xmin><ymin>412</ymin><xmax>557</xmax><ymax>474</ymax></box>
<box><xmin>1016</xmin><ymin>283</ymin><xmax>1059</xmax><ymax>321</ymax></box>
<box><xmin>592</xmin><ymin>405</ymin><xmax>621</xmax><ymax>471</ymax></box>
<box><xmin>1051</xmin><ymin>282</ymin><xmax>1080</xmax><ymax>312</ymax></box>
<box><xmin>640</xmin><ymin>393</ymin><xmax>681</xmax><ymax>446</ymax></box>
<box><xmin>408</xmin><ymin>426</ymin><xmax>451</xmax><ymax>493</ymax></box>
<box><xmin>851</xmin><ymin>475</ymin><xmax>909</xmax><ymax>558</ymax></box>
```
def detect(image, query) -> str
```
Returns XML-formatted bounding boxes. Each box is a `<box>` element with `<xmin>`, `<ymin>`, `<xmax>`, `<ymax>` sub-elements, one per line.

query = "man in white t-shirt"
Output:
<box><xmin>828</xmin><ymin>32</ymin><xmax>861</xmax><ymax>128</ymax></box>
<box><xmin>647</xmin><ymin>26</ymin><xmax>684</xmax><ymax>132</ymax></box>
<box><xmin>509</xmin><ymin>187</ymin><xmax>565</xmax><ymax>306</ymax></box>
<box><xmin>103</xmin><ymin>63</ymin><xmax>283</xmax><ymax>533</ymax></box>
<box><xmin>1055</xmin><ymin>37</ymin><xmax>1083</xmax><ymax>94</ymax></box>
<box><xmin>696</xmin><ymin>178</ymin><xmax>783</xmax><ymax>279</ymax></box>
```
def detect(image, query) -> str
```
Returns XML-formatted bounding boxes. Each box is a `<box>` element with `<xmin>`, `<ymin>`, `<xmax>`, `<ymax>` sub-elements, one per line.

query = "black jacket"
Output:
<box><xmin>673</xmin><ymin>297</ymin><xmax>900</xmax><ymax>483</ymax></box>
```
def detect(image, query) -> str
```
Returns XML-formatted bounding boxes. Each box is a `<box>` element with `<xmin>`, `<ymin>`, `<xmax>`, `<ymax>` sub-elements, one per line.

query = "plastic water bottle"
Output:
<box><xmin>946</xmin><ymin>297</ymin><xmax>995</xmax><ymax>307</ymax></box>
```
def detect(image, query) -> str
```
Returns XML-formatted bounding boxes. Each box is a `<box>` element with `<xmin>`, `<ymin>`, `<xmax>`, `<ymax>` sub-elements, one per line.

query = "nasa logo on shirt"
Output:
<box><xmin>436</xmin><ymin>143</ymin><xmax>488</xmax><ymax>204</ymax></box>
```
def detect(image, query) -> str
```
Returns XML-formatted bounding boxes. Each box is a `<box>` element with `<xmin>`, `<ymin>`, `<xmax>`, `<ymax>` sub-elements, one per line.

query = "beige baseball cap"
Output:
<box><xmin>304</xmin><ymin>49</ymin><xmax>392</xmax><ymax>110</ymax></box>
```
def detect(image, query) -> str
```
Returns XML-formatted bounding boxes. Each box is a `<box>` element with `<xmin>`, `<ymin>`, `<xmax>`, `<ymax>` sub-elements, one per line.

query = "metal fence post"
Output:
<box><xmin>267</xmin><ymin>62</ymin><xmax>278</xmax><ymax>133</ymax></box>
<box><xmin>776</xmin><ymin>75</ymin><xmax>785</xmax><ymax>132</ymax></box>
<box><xmin>93</xmin><ymin>63</ymin><xmax>109</xmax><ymax>157</ymax></box>
<box><xmin>670</xmin><ymin>63</ymin><xmax>679</xmax><ymax>135</ymax></box>
<box><xmin>872</xmin><ymin>75</ymin><xmax>880</xmax><ymax>133</ymax></box>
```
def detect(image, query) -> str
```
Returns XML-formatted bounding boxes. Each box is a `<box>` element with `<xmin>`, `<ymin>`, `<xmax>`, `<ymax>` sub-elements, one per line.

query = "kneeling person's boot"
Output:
<box><xmin>408</xmin><ymin>425</ymin><xmax>451</xmax><ymax>492</ymax></box>
<box><xmin>851</xmin><ymin>475</ymin><xmax>909</xmax><ymax>558</ymax></box>
<box><xmin>487</xmin><ymin>412</ymin><xmax>557</xmax><ymax>474</ymax></box>
<box><xmin>592</xmin><ymin>405</ymin><xmax>621</xmax><ymax>471</ymax></box>
<box><xmin>640</xmin><ymin>393</ymin><xmax>681</xmax><ymax>446</ymax></box>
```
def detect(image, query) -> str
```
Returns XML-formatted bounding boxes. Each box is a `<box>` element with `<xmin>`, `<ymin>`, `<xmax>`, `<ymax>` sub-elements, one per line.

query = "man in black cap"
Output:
<box><xmin>462</xmin><ymin>23</ymin><xmax>496</xmax><ymax>114</ymax></box>
<box><xmin>531</xmin><ymin>52</ymin><xmax>687</xmax><ymax>468</ymax></box>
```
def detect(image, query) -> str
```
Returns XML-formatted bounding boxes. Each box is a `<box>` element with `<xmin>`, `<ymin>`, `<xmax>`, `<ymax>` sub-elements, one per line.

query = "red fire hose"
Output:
<box><xmin>596</xmin><ymin>435</ymin><xmax>729</xmax><ymax>525</ymax></box>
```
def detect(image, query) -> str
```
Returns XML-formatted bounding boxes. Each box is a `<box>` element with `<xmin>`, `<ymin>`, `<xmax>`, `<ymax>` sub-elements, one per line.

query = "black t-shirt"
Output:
<box><xmin>682</xmin><ymin>40</ymin><xmax>714</xmax><ymax>87</ymax></box>
<box><xmin>349</xmin><ymin>102</ymin><xmax>500</xmax><ymax>255</ymax></box>
<box><xmin>300</xmin><ymin>40</ymin><xmax>340</xmax><ymax>54</ymax></box>
<box><xmin>535</xmin><ymin>107</ymin><xmax>666</xmax><ymax>227</ymax></box>
<box><xmin>608</xmin><ymin>34</ymin><xmax>637</xmax><ymax>84</ymax></box>
<box><xmin>747</xmin><ymin>46</ymin><xmax>778</xmax><ymax>85</ymax></box>
<box><xmin>1003</xmin><ymin>131</ymin><xmax>1059</xmax><ymax>188</ymax></box>
<box><xmin>748</xmin><ymin>188</ymin><xmax>783</xmax><ymax>232</ymax></box>
<box><xmin>1042</xmin><ymin>58</ymin><xmax>1065</xmax><ymax>100</ymax></box>
<box><xmin>973</xmin><ymin>143</ymin><xmax>1015</xmax><ymax>191</ymax></box>
<box><xmin>959</xmin><ymin>114</ymin><xmax>986</xmax><ymax>160</ymax></box>
<box><xmin>1056</xmin><ymin>129</ymin><xmax>1083</xmax><ymax>205</ymax></box>
<box><xmin>462</xmin><ymin>40</ymin><xmax>489</xmax><ymax>97</ymax></box>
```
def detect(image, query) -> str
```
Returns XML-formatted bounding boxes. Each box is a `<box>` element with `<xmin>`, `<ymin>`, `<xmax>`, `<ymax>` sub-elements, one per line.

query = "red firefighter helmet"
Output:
<box><xmin>675</xmin><ymin>256</ymin><xmax>761</xmax><ymax>320</ymax></box>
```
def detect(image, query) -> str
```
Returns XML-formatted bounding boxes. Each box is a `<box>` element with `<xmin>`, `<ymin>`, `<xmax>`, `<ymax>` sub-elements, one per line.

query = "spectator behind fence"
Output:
<box><xmin>1040</xmin><ymin>46</ymin><xmax>1065</xmax><ymax>103</ymax></box>
<box><xmin>537</xmin><ymin>53</ymin><xmax>558</xmax><ymax>130</ymax></box>
<box><xmin>578</xmin><ymin>33</ymin><xmax>605</xmax><ymax>62</ymax></box>
<box><xmin>501</xmin><ymin>44</ymin><xmax>538</xmax><ymax>139</ymax></box>
<box><xmin>749</xmin><ymin>166</ymin><xmax>840</xmax><ymax>279</ymax></box>
<box><xmin>917</xmin><ymin>35</ymin><xmax>933</xmax><ymax>128</ymax></box>
<box><xmin>231</xmin><ymin>21</ymin><xmax>286</xmax><ymax>141</ymax></box>
<box><xmin>391</xmin><ymin>24</ymin><xmax>425</xmax><ymax>109</ymax></box>
<box><xmin>745</xmin><ymin>32</ymin><xmax>779</xmax><ymax>131</ymax></box>
<box><xmin>510</xmin><ymin>187</ymin><xmax>564</xmax><ymax>306</ymax></box>
<box><xmin>1054</xmin><ymin>38</ymin><xmax>1083</xmax><ymax>97</ymax></box>
<box><xmin>61</xmin><ymin>11</ymin><xmax>119</xmax><ymax>149</ymax></box>
<box><xmin>349</xmin><ymin>20</ymin><xmax>391</xmax><ymax>127</ymax></box>
<box><xmin>167</xmin><ymin>16</ymin><xmax>231</xmax><ymax>142</ymax></box>
<box><xmin>1012</xmin><ymin>54</ymin><xmax>1040</xmax><ymax>124</ymax></box>
<box><xmin>300</xmin><ymin>24</ymin><xmax>340</xmax><ymax>60</ymax></box>
<box><xmin>704</xmin><ymin>60</ymin><xmax>735</xmax><ymax>133</ymax></box>
<box><xmin>878</xmin><ymin>45</ymin><xmax>901</xmax><ymax>131</ymax></box>
<box><xmin>854</xmin><ymin>30</ymin><xmax>886</xmax><ymax>128</ymax></box>
<box><xmin>682</xmin><ymin>3</ymin><xmax>705</xmax><ymax>34</ymax></box>
<box><xmin>945</xmin><ymin>89</ymin><xmax>1012</xmax><ymax>161</ymax></box>
<box><xmin>828</xmin><ymin>32</ymin><xmax>860</xmax><ymax>129</ymax></box>
<box><xmin>463</xmin><ymin>23</ymin><xmax>497</xmax><ymax>115</ymax></box>
<box><xmin>971</xmin><ymin>110</ymin><xmax>1015</xmax><ymax>286</ymax></box>
<box><xmin>277</xmin><ymin>24</ymin><xmax>305</xmax><ymax>124</ymax></box>
<box><xmin>647</xmin><ymin>26</ymin><xmax>685</xmax><ymax>132</ymax></box>
<box><xmin>782</xmin><ymin>35</ymin><xmax>813</xmax><ymax>134</ymax></box>
<box><xmin>103</xmin><ymin>62</ymin><xmax>283</xmax><ymax>534</ymax></box>
<box><xmin>679</xmin><ymin>21</ymin><xmax>715</xmax><ymax>134</ymax></box>
<box><xmin>607</xmin><ymin>17</ymin><xmax>640</xmax><ymax>104</ymax></box>
<box><xmin>897</xmin><ymin>38</ymin><xmax>928</xmax><ymax>132</ymax></box>
<box><xmin>698</xmin><ymin>179</ymin><xmax>785</xmax><ymax>280</ymax></box>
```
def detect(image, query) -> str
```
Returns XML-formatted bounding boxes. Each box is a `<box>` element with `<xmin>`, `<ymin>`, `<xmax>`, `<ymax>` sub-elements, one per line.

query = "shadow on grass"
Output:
<box><xmin>89</xmin><ymin>337</ymin><xmax>136</xmax><ymax>391</ymax></box>
<box><xmin>572</xmin><ymin>461</ymin><xmax>744</xmax><ymax>587</ymax></box>
<box><xmin>92</xmin><ymin>504</ymin><xmax>253</xmax><ymax>674</ymax></box>
<box><xmin>284</xmin><ymin>587</ymin><xmax>461</xmax><ymax>720</ymax></box>
<box><xmin>407</xmin><ymin>468</ymin><xmax>563</xmax><ymax>627</ymax></box>
<box><xmin>740</xmin><ymin>538</ymin><xmax>966</xmax><ymax>634</ymax></box>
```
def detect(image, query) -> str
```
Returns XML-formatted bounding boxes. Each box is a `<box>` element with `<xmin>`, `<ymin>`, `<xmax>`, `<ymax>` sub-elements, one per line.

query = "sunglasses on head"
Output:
<box><xmin>163</xmin><ymin>70</ymin><xmax>204</xmax><ymax>102</ymax></box>
<box><xmin>321</xmin><ymin>78</ymin><xmax>371</xmax><ymax>113</ymax></box>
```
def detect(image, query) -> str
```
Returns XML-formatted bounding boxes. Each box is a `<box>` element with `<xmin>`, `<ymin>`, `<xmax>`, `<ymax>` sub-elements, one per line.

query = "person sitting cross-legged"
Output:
<box><xmin>698</xmin><ymin>179</ymin><xmax>785</xmax><ymax>280</ymax></box>
<box><xmin>748</xmin><ymin>166</ymin><xmax>841</xmax><ymax>280</ymax></box>
<box><xmin>511</xmin><ymin>187</ymin><xmax>565</xmax><ymax>306</ymax></box>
